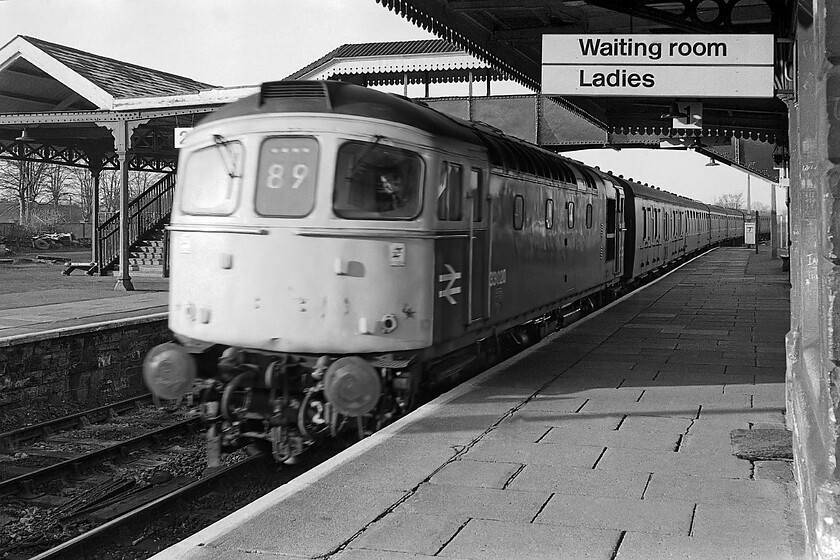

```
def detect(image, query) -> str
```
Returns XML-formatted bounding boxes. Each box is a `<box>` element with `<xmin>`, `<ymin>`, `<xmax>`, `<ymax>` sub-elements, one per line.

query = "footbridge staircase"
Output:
<box><xmin>96</xmin><ymin>172</ymin><xmax>174</xmax><ymax>277</ymax></box>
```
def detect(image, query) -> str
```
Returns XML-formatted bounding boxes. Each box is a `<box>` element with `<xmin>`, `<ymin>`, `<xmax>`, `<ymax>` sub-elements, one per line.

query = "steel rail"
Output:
<box><xmin>27</xmin><ymin>454</ymin><xmax>264</xmax><ymax>560</ymax></box>
<box><xmin>0</xmin><ymin>394</ymin><xmax>154</xmax><ymax>449</ymax></box>
<box><xmin>0</xmin><ymin>417</ymin><xmax>200</xmax><ymax>496</ymax></box>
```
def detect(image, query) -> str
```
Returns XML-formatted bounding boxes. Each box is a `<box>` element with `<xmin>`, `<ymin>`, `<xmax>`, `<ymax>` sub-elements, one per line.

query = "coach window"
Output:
<box><xmin>256</xmin><ymin>137</ymin><xmax>318</xmax><ymax>217</ymax></box>
<box><xmin>333</xmin><ymin>141</ymin><xmax>422</xmax><ymax>219</ymax></box>
<box><xmin>514</xmin><ymin>195</ymin><xmax>525</xmax><ymax>230</ymax></box>
<box><xmin>181</xmin><ymin>140</ymin><xmax>243</xmax><ymax>215</ymax></box>
<box><xmin>545</xmin><ymin>198</ymin><xmax>554</xmax><ymax>229</ymax></box>
<box><xmin>567</xmin><ymin>201</ymin><xmax>575</xmax><ymax>229</ymax></box>
<box><xmin>437</xmin><ymin>162</ymin><xmax>463</xmax><ymax>221</ymax></box>
<box><xmin>585</xmin><ymin>203</ymin><xmax>593</xmax><ymax>228</ymax></box>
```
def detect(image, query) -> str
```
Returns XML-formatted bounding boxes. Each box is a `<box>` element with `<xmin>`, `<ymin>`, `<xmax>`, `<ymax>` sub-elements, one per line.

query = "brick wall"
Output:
<box><xmin>0</xmin><ymin>317</ymin><xmax>170</xmax><ymax>424</ymax></box>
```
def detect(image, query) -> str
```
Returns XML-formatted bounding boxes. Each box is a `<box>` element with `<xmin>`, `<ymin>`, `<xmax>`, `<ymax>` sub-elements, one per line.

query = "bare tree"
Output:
<box><xmin>44</xmin><ymin>164</ymin><xmax>73</xmax><ymax>223</ymax></box>
<box><xmin>129</xmin><ymin>170</ymin><xmax>165</xmax><ymax>198</ymax></box>
<box><xmin>68</xmin><ymin>167</ymin><xmax>94</xmax><ymax>222</ymax></box>
<box><xmin>0</xmin><ymin>159</ymin><xmax>50</xmax><ymax>225</ymax></box>
<box><xmin>99</xmin><ymin>170</ymin><xmax>121</xmax><ymax>216</ymax></box>
<box><xmin>715</xmin><ymin>192</ymin><xmax>745</xmax><ymax>209</ymax></box>
<box><xmin>752</xmin><ymin>201</ymin><xmax>770</xmax><ymax>213</ymax></box>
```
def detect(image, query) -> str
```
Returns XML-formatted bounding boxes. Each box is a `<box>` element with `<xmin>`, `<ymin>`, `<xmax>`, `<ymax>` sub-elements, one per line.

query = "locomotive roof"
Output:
<box><xmin>199</xmin><ymin>80</ymin><xmax>731</xmax><ymax>211</ymax></box>
<box><xmin>200</xmin><ymin>80</ymin><xmax>481</xmax><ymax>145</ymax></box>
<box><xmin>202</xmin><ymin>80</ymin><xmax>603</xmax><ymax>187</ymax></box>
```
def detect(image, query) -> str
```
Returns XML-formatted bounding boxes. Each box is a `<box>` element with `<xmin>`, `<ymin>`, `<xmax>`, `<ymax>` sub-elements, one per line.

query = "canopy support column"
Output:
<box><xmin>101</xmin><ymin>118</ymin><xmax>146</xmax><ymax>291</ymax></box>
<box><xmin>89</xmin><ymin>157</ymin><xmax>102</xmax><ymax>269</ymax></box>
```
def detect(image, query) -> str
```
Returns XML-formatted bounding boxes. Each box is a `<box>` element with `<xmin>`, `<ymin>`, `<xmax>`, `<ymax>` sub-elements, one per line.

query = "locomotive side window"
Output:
<box><xmin>585</xmin><ymin>203</ymin><xmax>593</xmax><ymax>228</ymax></box>
<box><xmin>567</xmin><ymin>201</ymin><xmax>575</xmax><ymax>229</ymax></box>
<box><xmin>180</xmin><ymin>141</ymin><xmax>243</xmax><ymax>215</ymax></box>
<box><xmin>469</xmin><ymin>168</ymin><xmax>483</xmax><ymax>222</ymax></box>
<box><xmin>255</xmin><ymin>137</ymin><xmax>318</xmax><ymax>217</ymax></box>
<box><xmin>545</xmin><ymin>198</ymin><xmax>554</xmax><ymax>229</ymax></box>
<box><xmin>333</xmin><ymin>141</ymin><xmax>422</xmax><ymax>220</ymax></box>
<box><xmin>513</xmin><ymin>195</ymin><xmax>525</xmax><ymax>230</ymax></box>
<box><xmin>437</xmin><ymin>162</ymin><xmax>463</xmax><ymax>221</ymax></box>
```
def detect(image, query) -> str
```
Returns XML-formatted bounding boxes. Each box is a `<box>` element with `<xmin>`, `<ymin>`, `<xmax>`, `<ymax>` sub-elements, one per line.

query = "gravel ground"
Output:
<box><xmin>0</xmin><ymin>248</ymin><xmax>165</xmax><ymax>296</ymax></box>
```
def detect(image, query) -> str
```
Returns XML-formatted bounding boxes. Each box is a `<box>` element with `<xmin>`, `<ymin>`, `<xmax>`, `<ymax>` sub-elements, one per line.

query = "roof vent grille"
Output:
<box><xmin>259</xmin><ymin>81</ymin><xmax>331</xmax><ymax>108</ymax></box>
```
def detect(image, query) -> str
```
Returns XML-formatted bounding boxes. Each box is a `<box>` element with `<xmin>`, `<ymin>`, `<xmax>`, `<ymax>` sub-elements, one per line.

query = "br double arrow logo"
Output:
<box><xmin>438</xmin><ymin>264</ymin><xmax>462</xmax><ymax>304</ymax></box>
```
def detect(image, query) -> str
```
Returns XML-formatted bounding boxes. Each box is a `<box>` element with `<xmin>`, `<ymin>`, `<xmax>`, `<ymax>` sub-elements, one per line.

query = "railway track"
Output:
<box><xmin>0</xmin><ymin>394</ymin><xmax>157</xmax><ymax>450</ymax></box>
<box><xmin>28</xmin><ymin>454</ymin><xmax>265</xmax><ymax>560</ymax></box>
<box><xmin>0</xmin><ymin>396</ymin><xmax>222</xmax><ymax>559</ymax></box>
<box><xmin>0</xmin><ymin>392</ymin><xmax>362</xmax><ymax>559</ymax></box>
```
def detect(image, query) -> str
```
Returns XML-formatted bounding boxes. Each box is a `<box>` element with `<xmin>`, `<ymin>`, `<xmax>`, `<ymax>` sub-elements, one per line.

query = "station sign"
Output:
<box><xmin>542</xmin><ymin>34</ymin><xmax>774</xmax><ymax>97</ymax></box>
<box><xmin>174</xmin><ymin>127</ymin><xmax>193</xmax><ymax>148</ymax></box>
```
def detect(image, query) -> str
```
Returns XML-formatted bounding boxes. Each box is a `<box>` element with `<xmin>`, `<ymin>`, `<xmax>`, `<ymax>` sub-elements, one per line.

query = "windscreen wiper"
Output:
<box><xmin>346</xmin><ymin>135</ymin><xmax>383</xmax><ymax>181</ymax></box>
<box><xmin>212</xmin><ymin>134</ymin><xmax>241</xmax><ymax>178</ymax></box>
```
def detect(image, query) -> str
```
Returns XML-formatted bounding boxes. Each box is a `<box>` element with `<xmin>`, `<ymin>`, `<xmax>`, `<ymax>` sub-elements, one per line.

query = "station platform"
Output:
<box><xmin>0</xmin><ymin>254</ymin><xmax>167</xmax><ymax>342</ymax></box>
<box><xmin>151</xmin><ymin>246</ymin><xmax>805</xmax><ymax>560</ymax></box>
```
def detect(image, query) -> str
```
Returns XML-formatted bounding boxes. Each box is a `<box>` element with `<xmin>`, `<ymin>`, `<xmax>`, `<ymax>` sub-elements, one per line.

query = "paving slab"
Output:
<box><xmin>463</xmin><ymin>437</ymin><xmax>605</xmax><ymax>467</ymax></box>
<box><xmin>438</xmin><ymin>518</ymin><xmax>622</xmax><ymax>560</ymax></box>
<box><xmin>596</xmin><ymin>447</ymin><xmax>753</xmax><ymax>478</ymax></box>
<box><xmin>535</xmin><ymin>493</ymin><xmax>695</xmax><ymax>535</ymax></box>
<box><xmin>540</xmin><ymin>425</ymin><xmax>681</xmax><ymax>451</ymax></box>
<box><xmin>395</xmin><ymin>484</ymin><xmax>548</xmax><ymax>522</ymax></box>
<box><xmin>505</xmin><ymin>464</ymin><xmax>650</xmax><ymax>498</ymax></box>
<box><xmin>691</xmin><ymin>502</ymin><xmax>796</xmax><ymax>543</ymax></box>
<box><xmin>644</xmin><ymin>472</ymin><xmax>791</xmax><ymax>507</ymax></box>
<box><xmin>429</xmin><ymin>459</ymin><xmax>523</xmax><ymax>489</ymax></box>
<box><xmin>346</xmin><ymin>511</ymin><xmax>466</xmax><ymax>556</ymax></box>
<box><xmin>615</xmin><ymin>532</ymin><xmax>804</xmax><ymax>560</ymax></box>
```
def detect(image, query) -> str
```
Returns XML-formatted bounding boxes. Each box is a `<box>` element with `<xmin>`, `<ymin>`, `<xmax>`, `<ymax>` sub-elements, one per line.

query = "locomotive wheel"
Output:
<box><xmin>143</xmin><ymin>342</ymin><xmax>197</xmax><ymax>401</ymax></box>
<box><xmin>220</xmin><ymin>371</ymin><xmax>256</xmax><ymax>422</ymax></box>
<box><xmin>323</xmin><ymin>357</ymin><xmax>382</xmax><ymax>417</ymax></box>
<box><xmin>298</xmin><ymin>390</ymin><xmax>331</xmax><ymax>439</ymax></box>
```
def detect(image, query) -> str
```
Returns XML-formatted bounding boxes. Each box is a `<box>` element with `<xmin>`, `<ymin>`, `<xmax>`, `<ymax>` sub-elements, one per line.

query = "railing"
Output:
<box><xmin>97</xmin><ymin>172</ymin><xmax>176</xmax><ymax>272</ymax></box>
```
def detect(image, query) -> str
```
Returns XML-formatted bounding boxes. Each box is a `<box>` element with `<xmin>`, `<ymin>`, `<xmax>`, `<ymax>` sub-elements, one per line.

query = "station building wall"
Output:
<box><xmin>787</xmin><ymin>1</ymin><xmax>840</xmax><ymax>557</ymax></box>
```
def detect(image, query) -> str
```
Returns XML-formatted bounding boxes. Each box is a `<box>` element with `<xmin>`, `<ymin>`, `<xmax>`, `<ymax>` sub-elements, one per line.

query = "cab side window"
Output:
<box><xmin>469</xmin><ymin>168</ymin><xmax>483</xmax><ymax>222</ymax></box>
<box><xmin>437</xmin><ymin>162</ymin><xmax>463</xmax><ymax>221</ymax></box>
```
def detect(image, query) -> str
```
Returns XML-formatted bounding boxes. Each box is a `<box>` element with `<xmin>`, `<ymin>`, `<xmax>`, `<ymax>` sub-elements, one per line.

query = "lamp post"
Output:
<box><xmin>746</xmin><ymin>174</ymin><xmax>751</xmax><ymax>212</ymax></box>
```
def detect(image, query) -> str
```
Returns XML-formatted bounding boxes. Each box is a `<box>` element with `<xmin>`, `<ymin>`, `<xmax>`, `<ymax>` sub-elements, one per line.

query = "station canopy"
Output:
<box><xmin>377</xmin><ymin>0</ymin><xmax>793</xmax><ymax>169</ymax></box>
<box><xmin>0</xmin><ymin>35</ymin><xmax>257</xmax><ymax>172</ymax></box>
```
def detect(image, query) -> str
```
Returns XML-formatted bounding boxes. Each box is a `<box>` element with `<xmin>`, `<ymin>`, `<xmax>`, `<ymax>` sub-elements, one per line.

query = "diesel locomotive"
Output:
<box><xmin>142</xmin><ymin>80</ymin><xmax>746</xmax><ymax>464</ymax></box>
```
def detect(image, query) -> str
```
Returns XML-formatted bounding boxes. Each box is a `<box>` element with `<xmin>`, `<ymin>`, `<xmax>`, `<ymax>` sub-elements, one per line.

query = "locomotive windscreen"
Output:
<box><xmin>180</xmin><ymin>141</ymin><xmax>243</xmax><ymax>215</ymax></box>
<box><xmin>333</xmin><ymin>141</ymin><xmax>423</xmax><ymax>220</ymax></box>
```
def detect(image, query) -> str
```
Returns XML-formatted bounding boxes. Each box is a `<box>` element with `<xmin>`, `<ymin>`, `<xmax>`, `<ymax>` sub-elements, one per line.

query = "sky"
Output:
<box><xmin>0</xmin><ymin>0</ymin><xmax>782</xmax><ymax>209</ymax></box>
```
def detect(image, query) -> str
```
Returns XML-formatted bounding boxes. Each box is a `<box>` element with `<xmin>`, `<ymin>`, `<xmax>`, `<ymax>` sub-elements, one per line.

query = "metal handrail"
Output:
<box><xmin>97</xmin><ymin>172</ymin><xmax>176</xmax><ymax>273</ymax></box>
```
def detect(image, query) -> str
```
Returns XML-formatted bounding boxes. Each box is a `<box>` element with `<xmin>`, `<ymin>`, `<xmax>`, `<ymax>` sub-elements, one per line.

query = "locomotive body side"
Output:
<box><xmin>482</xmin><ymin>161</ymin><xmax>619</xmax><ymax>330</ymax></box>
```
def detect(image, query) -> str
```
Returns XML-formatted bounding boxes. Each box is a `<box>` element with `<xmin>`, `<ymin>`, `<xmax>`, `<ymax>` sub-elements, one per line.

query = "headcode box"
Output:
<box><xmin>542</xmin><ymin>34</ymin><xmax>774</xmax><ymax>97</ymax></box>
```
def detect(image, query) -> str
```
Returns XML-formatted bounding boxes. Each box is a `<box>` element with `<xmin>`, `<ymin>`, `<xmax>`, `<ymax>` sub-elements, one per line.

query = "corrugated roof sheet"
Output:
<box><xmin>284</xmin><ymin>39</ymin><xmax>462</xmax><ymax>80</ymax></box>
<box><xmin>21</xmin><ymin>36</ymin><xmax>217</xmax><ymax>99</ymax></box>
